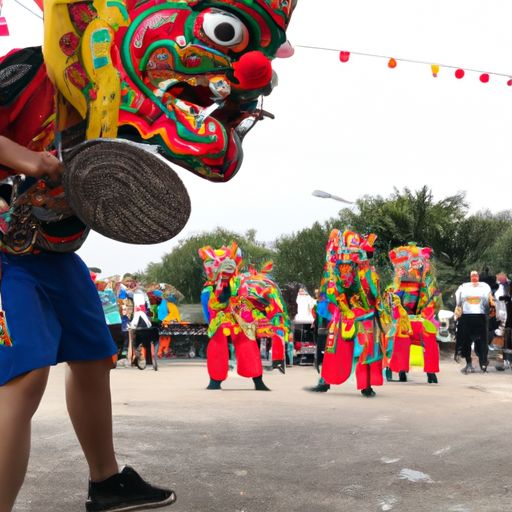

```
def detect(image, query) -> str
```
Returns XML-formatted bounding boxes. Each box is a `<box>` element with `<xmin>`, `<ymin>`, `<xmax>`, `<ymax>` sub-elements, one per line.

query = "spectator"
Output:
<box><xmin>494</xmin><ymin>273</ymin><xmax>512</xmax><ymax>371</ymax></box>
<box><xmin>118</xmin><ymin>304</ymin><xmax>131</xmax><ymax>365</ymax></box>
<box><xmin>454</xmin><ymin>270</ymin><xmax>494</xmax><ymax>373</ymax></box>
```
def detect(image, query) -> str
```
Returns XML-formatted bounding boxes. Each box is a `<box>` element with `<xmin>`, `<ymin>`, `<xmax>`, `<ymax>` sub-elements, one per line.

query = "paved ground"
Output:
<box><xmin>14</xmin><ymin>354</ymin><xmax>512</xmax><ymax>512</ymax></box>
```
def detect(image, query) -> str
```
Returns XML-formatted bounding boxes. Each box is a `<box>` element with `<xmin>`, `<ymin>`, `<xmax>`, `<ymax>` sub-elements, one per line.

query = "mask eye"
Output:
<box><xmin>202</xmin><ymin>11</ymin><xmax>249</xmax><ymax>51</ymax></box>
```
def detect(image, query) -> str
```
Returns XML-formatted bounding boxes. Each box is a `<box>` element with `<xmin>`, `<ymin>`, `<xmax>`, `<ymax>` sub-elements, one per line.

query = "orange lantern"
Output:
<box><xmin>388</xmin><ymin>58</ymin><xmax>397</xmax><ymax>69</ymax></box>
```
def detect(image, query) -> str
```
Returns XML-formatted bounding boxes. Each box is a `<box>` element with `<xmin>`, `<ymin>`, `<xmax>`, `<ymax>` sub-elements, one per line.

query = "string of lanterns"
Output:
<box><xmin>297</xmin><ymin>45</ymin><xmax>512</xmax><ymax>87</ymax></box>
<box><xmin>1</xmin><ymin>4</ymin><xmax>510</xmax><ymax>87</ymax></box>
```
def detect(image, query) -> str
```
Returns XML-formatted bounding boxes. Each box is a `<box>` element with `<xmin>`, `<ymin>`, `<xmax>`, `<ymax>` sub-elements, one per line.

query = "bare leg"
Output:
<box><xmin>0</xmin><ymin>368</ymin><xmax>50</xmax><ymax>512</ymax></box>
<box><xmin>66</xmin><ymin>358</ymin><xmax>118</xmax><ymax>482</ymax></box>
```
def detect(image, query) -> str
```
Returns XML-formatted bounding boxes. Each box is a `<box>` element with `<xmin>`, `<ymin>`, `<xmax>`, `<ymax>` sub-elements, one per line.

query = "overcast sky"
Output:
<box><xmin>1</xmin><ymin>0</ymin><xmax>512</xmax><ymax>276</ymax></box>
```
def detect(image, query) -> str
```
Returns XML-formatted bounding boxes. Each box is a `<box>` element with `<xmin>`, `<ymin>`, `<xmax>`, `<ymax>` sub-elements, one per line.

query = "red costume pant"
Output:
<box><xmin>389</xmin><ymin>319</ymin><xmax>439</xmax><ymax>373</ymax></box>
<box><xmin>271</xmin><ymin>334</ymin><xmax>284</xmax><ymax>362</ymax></box>
<box><xmin>321</xmin><ymin>338</ymin><xmax>384</xmax><ymax>390</ymax></box>
<box><xmin>158</xmin><ymin>335</ymin><xmax>171</xmax><ymax>358</ymax></box>
<box><xmin>207</xmin><ymin>329</ymin><xmax>262</xmax><ymax>381</ymax></box>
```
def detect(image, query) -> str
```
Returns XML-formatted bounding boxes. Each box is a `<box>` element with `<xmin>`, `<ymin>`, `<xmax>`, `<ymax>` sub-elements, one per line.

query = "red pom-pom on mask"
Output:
<box><xmin>233</xmin><ymin>51</ymin><xmax>273</xmax><ymax>90</ymax></box>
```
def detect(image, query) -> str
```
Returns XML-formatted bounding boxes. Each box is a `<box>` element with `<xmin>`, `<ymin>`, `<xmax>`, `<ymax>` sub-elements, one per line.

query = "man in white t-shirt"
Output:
<box><xmin>454</xmin><ymin>270</ymin><xmax>494</xmax><ymax>373</ymax></box>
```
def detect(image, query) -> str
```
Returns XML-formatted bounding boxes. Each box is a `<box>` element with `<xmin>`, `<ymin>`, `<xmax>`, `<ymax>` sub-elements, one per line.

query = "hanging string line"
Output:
<box><xmin>295</xmin><ymin>44</ymin><xmax>512</xmax><ymax>78</ymax></box>
<box><xmin>10</xmin><ymin>0</ymin><xmax>42</xmax><ymax>20</ymax></box>
<box><xmin>1</xmin><ymin>9</ymin><xmax>509</xmax><ymax>77</ymax></box>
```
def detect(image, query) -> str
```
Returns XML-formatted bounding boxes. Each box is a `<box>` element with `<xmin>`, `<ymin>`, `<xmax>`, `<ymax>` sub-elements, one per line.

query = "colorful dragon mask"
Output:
<box><xmin>389</xmin><ymin>244</ymin><xmax>433</xmax><ymax>283</ymax></box>
<box><xmin>43</xmin><ymin>0</ymin><xmax>297</xmax><ymax>182</ymax></box>
<box><xmin>325</xmin><ymin>229</ymin><xmax>376</xmax><ymax>265</ymax></box>
<box><xmin>198</xmin><ymin>241</ymin><xmax>243</xmax><ymax>285</ymax></box>
<box><xmin>322</xmin><ymin>229</ymin><xmax>378</xmax><ymax>291</ymax></box>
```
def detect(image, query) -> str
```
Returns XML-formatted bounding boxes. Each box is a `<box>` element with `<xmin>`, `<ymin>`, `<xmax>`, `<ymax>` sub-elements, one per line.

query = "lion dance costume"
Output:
<box><xmin>386</xmin><ymin>244</ymin><xmax>441</xmax><ymax>384</ymax></box>
<box><xmin>313</xmin><ymin>229</ymin><xmax>389</xmax><ymax>397</ymax></box>
<box><xmin>0</xmin><ymin>0</ymin><xmax>297</xmax><ymax>249</ymax></box>
<box><xmin>199</xmin><ymin>242</ymin><xmax>290</xmax><ymax>390</ymax></box>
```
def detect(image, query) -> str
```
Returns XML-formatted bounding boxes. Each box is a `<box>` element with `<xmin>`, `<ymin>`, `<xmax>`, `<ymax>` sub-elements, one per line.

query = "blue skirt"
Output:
<box><xmin>0</xmin><ymin>251</ymin><xmax>117</xmax><ymax>385</ymax></box>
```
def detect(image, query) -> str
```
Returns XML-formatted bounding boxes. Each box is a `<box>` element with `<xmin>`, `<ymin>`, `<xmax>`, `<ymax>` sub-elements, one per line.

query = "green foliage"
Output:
<box><xmin>338</xmin><ymin>186</ymin><xmax>467</xmax><ymax>256</ymax></box>
<box><xmin>272</xmin><ymin>221</ymin><xmax>333</xmax><ymax>293</ymax></box>
<box><xmin>484</xmin><ymin>222</ymin><xmax>512</xmax><ymax>275</ymax></box>
<box><xmin>139</xmin><ymin>187</ymin><xmax>512</xmax><ymax>309</ymax></box>
<box><xmin>143</xmin><ymin>228</ymin><xmax>275</xmax><ymax>302</ymax></box>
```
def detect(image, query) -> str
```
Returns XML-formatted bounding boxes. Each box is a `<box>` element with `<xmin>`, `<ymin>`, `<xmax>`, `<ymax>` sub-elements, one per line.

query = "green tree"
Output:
<box><xmin>141</xmin><ymin>187</ymin><xmax>512</xmax><ymax>309</ymax></box>
<box><xmin>337</xmin><ymin>186</ymin><xmax>468</xmax><ymax>257</ymax></box>
<box><xmin>482</xmin><ymin>215</ymin><xmax>512</xmax><ymax>275</ymax></box>
<box><xmin>272</xmin><ymin>221</ymin><xmax>333</xmax><ymax>292</ymax></box>
<box><xmin>143</xmin><ymin>228</ymin><xmax>275</xmax><ymax>302</ymax></box>
<box><xmin>330</xmin><ymin>186</ymin><xmax>473</xmax><ymax>306</ymax></box>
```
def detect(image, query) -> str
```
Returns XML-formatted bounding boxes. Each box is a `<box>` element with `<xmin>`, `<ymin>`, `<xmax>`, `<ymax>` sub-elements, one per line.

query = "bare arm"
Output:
<box><xmin>0</xmin><ymin>135</ymin><xmax>63</xmax><ymax>181</ymax></box>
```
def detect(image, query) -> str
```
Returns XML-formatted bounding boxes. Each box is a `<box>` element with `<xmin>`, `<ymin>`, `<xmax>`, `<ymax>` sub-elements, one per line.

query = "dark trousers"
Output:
<box><xmin>456</xmin><ymin>314</ymin><xmax>488</xmax><ymax>366</ymax></box>
<box><xmin>504</xmin><ymin>327</ymin><xmax>512</xmax><ymax>363</ymax></box>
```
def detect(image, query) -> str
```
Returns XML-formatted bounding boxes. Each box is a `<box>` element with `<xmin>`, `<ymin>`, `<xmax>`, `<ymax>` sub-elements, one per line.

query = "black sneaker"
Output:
<box><xmin>305</xmin><ymin>383</ymin><xmax>331</xmax><ymax>393</ymax></box>
<box><xmin>427</xmin><ymin>373</ymin><xmax>438</xmax><ymax>384</ymax></box>
<box><xmin>272</xmin><ymin>360</ymin><xmax>286</xmax><ymax>374</ymax></box>
<box><xmin>360</xmin><ymin>387</ymin><xmax>376</xmax><ymax>397</ymax></box>
<box><xmin>86</xmin><ymin>466</ymin><xmax>176</xmax><ymax>511</ymax></box>
<box><xmin>461</xmin><ymin>364</ymin><xmax>475</xmax><ymax>374</ymax></box>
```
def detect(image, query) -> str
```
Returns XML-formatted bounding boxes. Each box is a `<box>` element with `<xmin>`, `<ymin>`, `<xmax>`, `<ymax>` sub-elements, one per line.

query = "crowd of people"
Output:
<box><xmin>91</xmin><ymin>272</ymin><xmax>184</xmax><ymax>369</ymax></box>
<box><xmin>92</xmin><ymin>253</ymin><xmax>512</xmax><ymax>389</ymax></box>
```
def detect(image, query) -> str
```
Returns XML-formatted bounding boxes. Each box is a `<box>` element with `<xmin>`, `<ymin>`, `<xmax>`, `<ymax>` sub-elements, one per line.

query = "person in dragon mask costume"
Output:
<box><xmin>0</xmin><ymin>1</ymin><xmax>297</xmax><ymax>510</ymax></box>
<box><xmin>308</xmin><ymin>230</ymin><xmax>390</xmax><ymax>398</ymax></box>
<box><xmin>385</xmin><ymin>244</ymin><xmax>441</xmax><ymax>384</ymax></box>
<box><xmin>199</xmin><ymin>242</ymin><xmax>290</xmax><ymax>390</ymax></box>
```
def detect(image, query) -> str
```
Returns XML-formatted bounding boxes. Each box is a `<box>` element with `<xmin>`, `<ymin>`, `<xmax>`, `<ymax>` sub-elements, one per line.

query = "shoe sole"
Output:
<box><xmin>88</xmin><ymin>492</ymin><xmax>177</xmax><ymax>512</ymax></box>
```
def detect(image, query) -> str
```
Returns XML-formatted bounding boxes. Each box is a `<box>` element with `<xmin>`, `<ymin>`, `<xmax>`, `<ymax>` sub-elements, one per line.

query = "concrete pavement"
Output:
<box><xmin>14</xmin><ymin>356</ymin><xmax>512</xmax><ymax>512</ymax></box>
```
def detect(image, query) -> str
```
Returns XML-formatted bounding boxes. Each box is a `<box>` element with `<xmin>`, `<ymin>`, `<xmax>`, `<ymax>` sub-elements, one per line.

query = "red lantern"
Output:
<box><xmin>455</xmin><ymin>69</ymin><xmax>465</xmax><ymax>79</ymax></box>
<box><xmin>339</xmin><ymin>51</ymin><xmax>350</xmax><ymax>63</ymax></box>
<box><xmin>388</xmin><ymin>58</ymin><xmax>397</xmax><ymax>69</ymax></box>
<box><xmin>479</xmin><ymin>73</ymin><xmax>490</xmax><ymax>83</ymax></box>
<box><xmin>0</xmin><ymin>17</ymin><xmax>8</xmax><ymax>37</ymax></box>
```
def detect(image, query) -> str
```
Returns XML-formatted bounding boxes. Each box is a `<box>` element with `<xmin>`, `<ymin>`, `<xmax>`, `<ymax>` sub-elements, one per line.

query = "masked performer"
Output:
<box><xmin>309</xmin><ymin>230</ymin><xmax>388</xmax><ymax>397</ymax></box>
<box><xmin>199</xmin><ymin>243</ymin><xmax>290</xmax><ymax>390</ymax></box>
<box><xmin>0</xmin><ymin>0</ymin><xmax>297</xmax><ymax>509</ymax></box>
<box><xmin>385</xmin><ymin>244</ymin><xmax>441</xmax><ymax>384</ymax></box>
